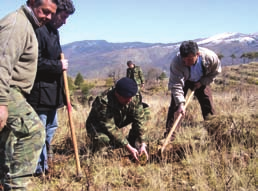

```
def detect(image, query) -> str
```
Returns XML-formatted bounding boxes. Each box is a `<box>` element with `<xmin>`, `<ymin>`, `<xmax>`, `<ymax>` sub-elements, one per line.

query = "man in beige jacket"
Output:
<box><xmin>165</xmin><ymin>40</ymin><xmax>221</xmax><ymax>140</ymax></box>
<box><xmin>0</xmin><ymin>0</ymin><xmax>57</xmax><ymax>190</ymax></box>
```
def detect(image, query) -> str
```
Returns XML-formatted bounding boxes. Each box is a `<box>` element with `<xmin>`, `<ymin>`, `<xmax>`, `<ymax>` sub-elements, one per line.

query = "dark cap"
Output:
<box><xmin>115</xmin><ymin>77</ymin><xmax>138</xmax><ymax>98</ymax></box>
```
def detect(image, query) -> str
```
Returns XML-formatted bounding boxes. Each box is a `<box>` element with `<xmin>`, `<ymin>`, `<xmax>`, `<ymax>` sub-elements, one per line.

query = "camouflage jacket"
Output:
<box><xmin>86</xmin><ymin>88</ymin><xmax>147</xmax><ymax>146</ymax></box>
<box><xmin>126</xmin><ymin>65</ymin><xmax>145</xmax><ymax>86</ymax></box>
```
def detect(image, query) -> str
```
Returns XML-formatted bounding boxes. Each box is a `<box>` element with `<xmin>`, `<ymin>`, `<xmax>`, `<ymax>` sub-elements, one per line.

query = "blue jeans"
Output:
<box><xmin>35</xmin><ymin>110</ymin><xmax>58</xmax><ymax>174</ymax></box>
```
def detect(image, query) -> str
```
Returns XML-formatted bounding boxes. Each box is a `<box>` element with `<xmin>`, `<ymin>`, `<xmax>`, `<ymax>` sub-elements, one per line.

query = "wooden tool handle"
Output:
<box><xmin>161</xmin><ymin>90</ymin><xmax>195</xmax><ymax>154</ymax></box>
<box><xmin>61</xmin><ymin>53</ymin><xmax>82</xmax><ymax>176</ymax></box>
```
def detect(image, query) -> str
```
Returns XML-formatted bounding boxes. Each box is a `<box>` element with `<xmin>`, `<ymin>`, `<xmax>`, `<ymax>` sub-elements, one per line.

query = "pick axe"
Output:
<box><xmin>61</xmin><ymin>53</ymin><xmax>82</xmax><ymax>176</ymax></box>
<box><xmin>160</xmin><ymin>90</ymin><xmax>195</xmax><ymax>156</ymax></box>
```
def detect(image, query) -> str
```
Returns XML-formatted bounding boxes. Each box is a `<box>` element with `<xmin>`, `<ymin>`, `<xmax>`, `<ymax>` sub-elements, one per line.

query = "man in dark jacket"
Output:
<box><xmin>86</xmin><ymin>77</ymin><xmax>150</xmax><ymax>161</ymax></box>
<box><xmin>26</xmin><ymin>0</ymin><xmax>75</xmax><ymax>175</ymax></box>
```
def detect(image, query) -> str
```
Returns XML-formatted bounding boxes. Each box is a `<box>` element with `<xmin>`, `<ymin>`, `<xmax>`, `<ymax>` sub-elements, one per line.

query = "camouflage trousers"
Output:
<box><xmin>88</xmin><ymin>102</ymin><xmax>151</xmax><ymax>152</ymax></box>
<box><xmin>0</xmin><ymin>87</ymin><xmax>45</xmax><ymax>191</ymax></box>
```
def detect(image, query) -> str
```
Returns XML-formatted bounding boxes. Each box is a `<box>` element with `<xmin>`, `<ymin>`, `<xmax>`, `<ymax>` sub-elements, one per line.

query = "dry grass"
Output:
<box><xmin>27</xmin><ymin>62</ymin><xmax>258</xmax><ymax>191</ymax></box>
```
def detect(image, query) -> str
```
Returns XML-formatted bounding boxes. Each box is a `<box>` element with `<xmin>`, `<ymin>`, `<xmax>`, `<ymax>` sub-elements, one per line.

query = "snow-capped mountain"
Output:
<box><xmin>197</xmin><ymin>32</ymin><xmax>257</xmax><ymax>44</ymax></box>
<box><xmin>62</xmin><ymin>32</ymin><xmax>258</xmax><ymax>78</ymax></box>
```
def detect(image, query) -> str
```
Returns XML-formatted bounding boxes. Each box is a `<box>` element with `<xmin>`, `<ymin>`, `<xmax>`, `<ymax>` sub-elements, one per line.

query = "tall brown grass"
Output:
<box><xmin>28</xmin><ymin>62</ymin><xmax>257</xmax><ymax>191</ymax></box>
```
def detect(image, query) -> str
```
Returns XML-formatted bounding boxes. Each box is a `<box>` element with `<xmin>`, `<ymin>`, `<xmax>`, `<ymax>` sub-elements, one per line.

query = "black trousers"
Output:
<box><xmin>165</xmin><ymin>81</ymin><xmax>215</xmax><ymax>130</ymax></box>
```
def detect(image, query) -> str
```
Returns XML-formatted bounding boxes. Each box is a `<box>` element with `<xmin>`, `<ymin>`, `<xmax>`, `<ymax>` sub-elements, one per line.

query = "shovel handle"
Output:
<box><xmin>161</xmin><ymin>90</ymin><xmax>195</xmax><ymax>154</ymax></box>
<box><xmin>61</xmin><ymin>53</ymin><xmax>82</xmax><ymax>176</ymax></box>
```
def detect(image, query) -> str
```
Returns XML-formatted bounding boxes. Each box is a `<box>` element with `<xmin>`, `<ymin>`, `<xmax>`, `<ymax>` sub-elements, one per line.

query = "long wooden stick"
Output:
<box><xmin>161</xmin><ymin>90</ymin><xmax>195</xmax><ymax>154</ymax></box>
<box><xmin>61</xmin><ymin>53</ymin><xmax>82</xmax><ymax>176</ymax></box>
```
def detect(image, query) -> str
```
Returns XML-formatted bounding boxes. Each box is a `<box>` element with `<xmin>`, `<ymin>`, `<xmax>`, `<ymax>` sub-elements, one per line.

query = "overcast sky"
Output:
<box><xmin>1</xmin><ymin>0</ymin><xmax>258</xmax><ymax>45</ymax></box>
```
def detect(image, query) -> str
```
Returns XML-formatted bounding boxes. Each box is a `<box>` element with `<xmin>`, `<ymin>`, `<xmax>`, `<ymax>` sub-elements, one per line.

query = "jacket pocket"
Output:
<box><xmin>39</xmin><ymin>82</ymin><xmax>58</xmax><ymax>106</ymax></box>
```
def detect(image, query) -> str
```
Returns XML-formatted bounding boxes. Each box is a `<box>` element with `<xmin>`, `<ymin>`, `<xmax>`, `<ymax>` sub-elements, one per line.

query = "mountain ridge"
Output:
<box><xmin>62</xmin><ymin>32</ymin><xmax>258</xmax><ymax>78</ymax></box>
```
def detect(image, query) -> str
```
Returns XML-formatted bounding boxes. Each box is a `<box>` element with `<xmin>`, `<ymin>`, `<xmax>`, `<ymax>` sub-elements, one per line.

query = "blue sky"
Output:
<box><xmin>1</xmin><ymin>0</ymin><xmax>258</xmax><ymax>45</ymax></box>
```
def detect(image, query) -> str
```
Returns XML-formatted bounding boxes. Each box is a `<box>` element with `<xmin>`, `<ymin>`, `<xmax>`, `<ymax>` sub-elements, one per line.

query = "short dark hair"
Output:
<box><xmin>179</xmin><ymin>40</ymin><xmax>199</xmax><ymax>58</ymax></box>
<box><xmin>56</xmin><ymin>0</ymin><xmax>75</xmax><ymax>14</ymax></box>
<box><xmin>26</xmin><ymin>0</ymin><xmax>40</xmax><ymax>5</ymax></box>
<box><xmin>26</xmin><ymin>0</ymin><xmax>58</xmax><ymax>6</ymax></box>
<box><xmin>127</xmin><ymin>60</ymin><xmax>133</xmax><ymax>66</ymax></box>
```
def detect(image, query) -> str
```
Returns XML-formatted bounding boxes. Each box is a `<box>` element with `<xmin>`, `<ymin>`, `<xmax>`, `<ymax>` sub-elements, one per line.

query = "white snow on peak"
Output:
<box><xmin>234</xmin><ymin>37</ymin><xmax>255</xmax><ymax>42</ymax></box>
<box><xmin>197</xmin><ymin>32</ymin><xmax>256</xmax><ymax>45</ymax></box>
<box><xmin>198</xmin><ymin>32</ymin><xmax>237</xmax><ymax>44</ymax></box>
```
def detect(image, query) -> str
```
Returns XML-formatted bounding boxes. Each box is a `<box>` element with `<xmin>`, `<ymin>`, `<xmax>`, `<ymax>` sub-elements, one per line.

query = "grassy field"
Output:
<box><xmin>28</xmin><ymin>62</ymin><xmax>257</xmax><ymax>191</ymax></box>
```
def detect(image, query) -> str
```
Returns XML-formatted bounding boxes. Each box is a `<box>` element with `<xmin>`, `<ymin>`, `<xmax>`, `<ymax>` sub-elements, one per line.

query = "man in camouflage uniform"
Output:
<box><xmin>0</xmin><ymin>0</ymin><xmax>57</xmax><ymax>190</ymax></box>
<box><xmin>86</xmin><ymin>77</ymin><xmax>150</xmax><ymax>161</ymax></box>
<box><xmin>126</xmin><ymin>60</ymin><xmax>145</xmax><ymax>102</ymax></box>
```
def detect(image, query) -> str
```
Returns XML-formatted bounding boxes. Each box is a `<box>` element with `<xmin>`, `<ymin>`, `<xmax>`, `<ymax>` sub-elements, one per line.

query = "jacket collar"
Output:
<box><xmin>21</xmin><ymin>5</ymin><xmax>40</xmax><ymax>29</ymax></box>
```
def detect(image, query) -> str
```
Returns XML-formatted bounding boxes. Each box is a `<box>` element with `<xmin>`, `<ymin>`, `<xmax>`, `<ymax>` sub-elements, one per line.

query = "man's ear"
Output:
<box><xmin>197</xmin><ymin>52</ymin><xmax>200</xmax><ymax>56</ymax></box>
